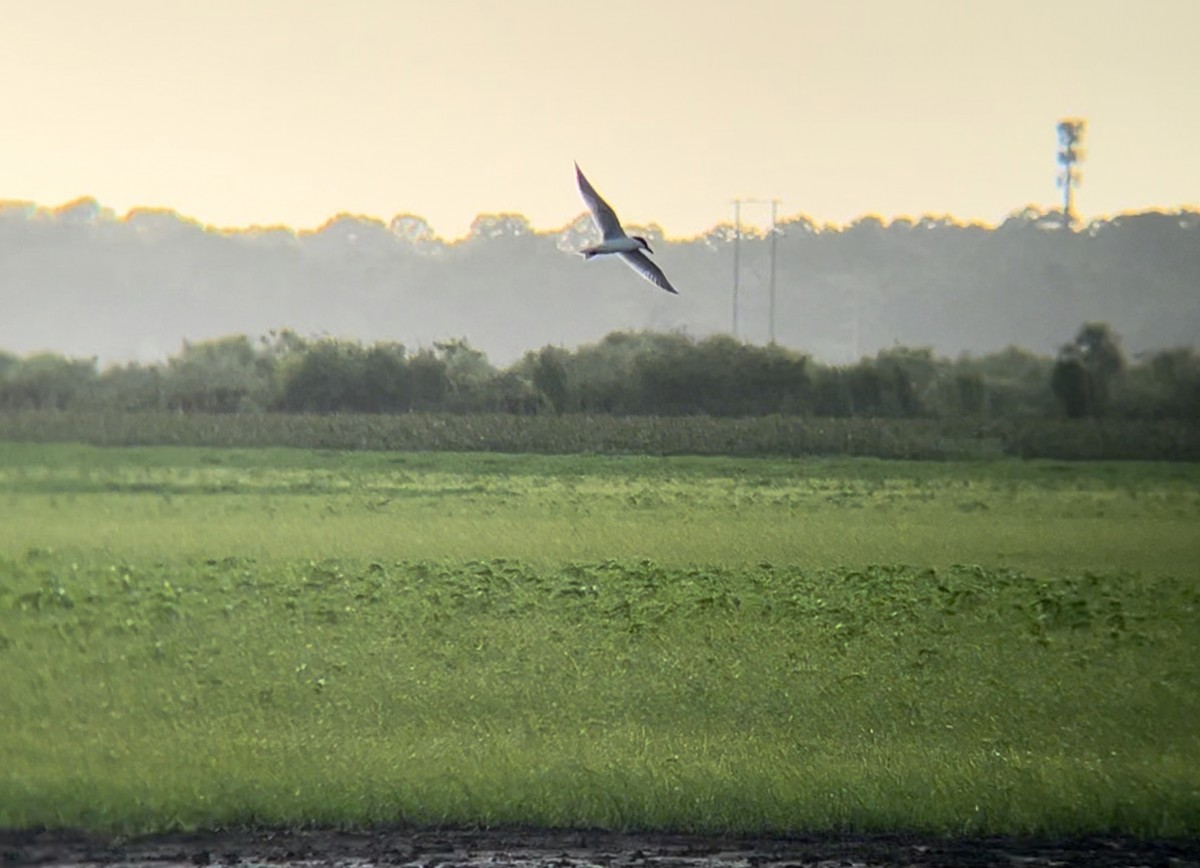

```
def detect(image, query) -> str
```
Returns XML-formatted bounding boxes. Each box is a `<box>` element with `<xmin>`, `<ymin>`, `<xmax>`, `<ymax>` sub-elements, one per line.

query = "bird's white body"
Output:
<box><xmin>584</xmin><ymin>236</ymin><xmax>646</xmax><ymax>254</ymax></box>
<box><xmin>574</xmin><ymin>162</ymin><xmax>679</xmax><ymax>295</ymax></box>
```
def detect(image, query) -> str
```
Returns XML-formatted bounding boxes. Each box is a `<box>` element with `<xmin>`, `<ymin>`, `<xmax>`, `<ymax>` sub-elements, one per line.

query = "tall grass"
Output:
<box><xmin>3</xmin><ymin>409</ymin><xmax>1199</xmax><ymax>460</ymax></box>
<box><xmin>2</xmin><ymin>555</ymin><xmax>1197</xmax><ymax>835</ymax></box>
<box><xmin>1</xmin><ymin>444</ymin><xmax>1198</xmax><ymax>836</ymax></box>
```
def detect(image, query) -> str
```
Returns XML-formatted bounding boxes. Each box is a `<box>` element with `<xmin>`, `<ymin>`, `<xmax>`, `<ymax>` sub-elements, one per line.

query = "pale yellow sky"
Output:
<box><xmin>4</xmin><ymin>0</ymin><xmax>1198</xmax><ymax>239</ymax></box>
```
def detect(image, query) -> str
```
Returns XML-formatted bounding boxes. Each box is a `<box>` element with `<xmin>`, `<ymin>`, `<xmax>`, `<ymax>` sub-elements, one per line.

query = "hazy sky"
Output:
<box><xmin>5</xmin><ymin>0</ymin><xmax>1198</xmax><ymax>239</ymax></box>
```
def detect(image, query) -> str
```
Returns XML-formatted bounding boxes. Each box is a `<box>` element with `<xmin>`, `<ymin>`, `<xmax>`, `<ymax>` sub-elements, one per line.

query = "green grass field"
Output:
<box><xmin>1</xmin><ymin>442</ymin><xmax>1198</xmax><ymax>836</ymax></box>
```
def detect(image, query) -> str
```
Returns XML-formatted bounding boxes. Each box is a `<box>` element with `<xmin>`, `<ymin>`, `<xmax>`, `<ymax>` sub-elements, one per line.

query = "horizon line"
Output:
<box><xmin>3</xmin><ymin>194</ymin><xmax>1199</xmax><ymax>242</ymax></box>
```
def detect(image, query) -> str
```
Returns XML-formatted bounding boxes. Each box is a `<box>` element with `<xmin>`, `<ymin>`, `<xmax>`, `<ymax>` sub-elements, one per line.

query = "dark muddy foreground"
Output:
<box><xmin>4</xmin><ymin>827</ymin><xmax>1199</xmax><ymax>868</ymax></box>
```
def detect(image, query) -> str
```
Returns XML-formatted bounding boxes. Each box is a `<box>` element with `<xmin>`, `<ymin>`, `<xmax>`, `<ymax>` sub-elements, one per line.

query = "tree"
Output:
<box><xmin>0</xmin><ymin>353</ymin><xmax>97</xmax><ymax>410</ymax></box>
<box><xmin>278</xmin><ymin>339</ymin><xmax>364</xmax><ymax>413</ymax></box>
<box><xmin>406</xmin><ymin>349</ymin><xmax>449</xmax><ymax>410</ymax></box>
<box><xmin>388</xmin><ymin>214</ymin><xmax>438</xmax><ymax>247</ymax></box>
<box><xmin>875</xmin><ymin>347</ymin><xmax>939</xmax><ymax>415</ymax></box>
<box><xmin>0</xmin><ymin>351</ymin><xmax>18</xmax><ymax>387</ymax></box>
<box><xmin>726</xmin><ymin>342</ymin><xmax>811</xmax><ymax>415</ymax></box>
<box><xmin>1119</xmin><ymin>347</ymin><xmax>1200</xmax><ymax>420</ymax></box>
<box><xmin>1051</xmin><ymin>322</ymin><xmax>1124</xmax><ymax>418</ymax></box>
<box><xmin>434</xmin><ymin>338</ymin><xmax>495</xmax><ymax>410</ymax></box>
<box><xmin>1051</xmin><ymin>354</ymin><xmax>1091</xmax><ymax>418</ymax></box>
<box><xmin>165</xmin><ymin>335</ymin><xmax>272</xmax><ymax>412</ymax></box>
<box><xmin>361</xmin><ymin>343</ymin><xmax>411</xmax><ymax>412</ymax></box>
<box><xmin>466</xmin><ymin>213</ymin><xmax>532</xmax><ymax>241</ymax></box>
<box><xmin>98</xmin><ymin>363</ymin><xmax>165</xmax><ymax>411</ymax></box>
<box><xmin>530</xmin><ymin>346</ymin><xmax>571</xmax><ymax>414</ymax></box>
<box><xmin>953</xmin><ymin>371</ymin><xmax>987</xmax><ymax>415</ymax></box>
<box><xmin>1056</xmin><ymin>118</ymin><xmax>1087</xmax><ymax>228</ymax></box>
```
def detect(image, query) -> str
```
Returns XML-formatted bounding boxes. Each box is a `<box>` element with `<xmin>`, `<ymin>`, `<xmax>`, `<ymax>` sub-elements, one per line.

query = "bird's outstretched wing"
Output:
<box><xmin>575</xmin><ymin>162</ymin><xmax>624</xmax><ymax>240</ymax></box>
<box><xmin>619</xmin><ymin>249</ymin><xmax>679</xmax><ymax>294</ymax></box>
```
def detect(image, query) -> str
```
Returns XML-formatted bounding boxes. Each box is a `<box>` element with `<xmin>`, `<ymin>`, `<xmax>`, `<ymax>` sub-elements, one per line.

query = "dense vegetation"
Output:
<box><xmin>2</xmin><ymin>324</ymin><xmax>1197</xmax><ymax>422</ymax></box>
<box><xmin>2</xmin><ymin>444</ymin><xmax>1198</xmax><ymax>835</ymax></box>
<box><xmin>3</xmin><ymin>409</ymin><xmax>1198</xmax><ymax>461</ymax></box>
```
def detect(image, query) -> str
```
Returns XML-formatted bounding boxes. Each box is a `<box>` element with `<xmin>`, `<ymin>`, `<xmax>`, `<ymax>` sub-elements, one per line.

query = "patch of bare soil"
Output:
<box><xmin>3</xmin><ymin>827</ymin><xmax>1199</xmax><ymax>868</ymax></box>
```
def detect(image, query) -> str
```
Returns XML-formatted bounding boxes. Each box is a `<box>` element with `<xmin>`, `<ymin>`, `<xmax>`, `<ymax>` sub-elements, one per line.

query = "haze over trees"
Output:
<box><xmin>1</xmin><ymin>198</ymin><xmax>1197</xmax><ymax>369</ymax></box>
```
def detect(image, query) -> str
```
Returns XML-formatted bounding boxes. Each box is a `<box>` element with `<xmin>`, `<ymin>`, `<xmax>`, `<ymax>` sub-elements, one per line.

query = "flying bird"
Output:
<box><xmin>575</xmin><ymin>162</ymin><xmax>679</xmax><ymax>295</ymax></box>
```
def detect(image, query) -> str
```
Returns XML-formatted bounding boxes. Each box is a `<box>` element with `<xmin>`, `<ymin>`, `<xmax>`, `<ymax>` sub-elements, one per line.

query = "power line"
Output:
<box><xmin>731</xmin><ymin>198</ymin><xmax>782</xmax><ymax>343</ymax></box>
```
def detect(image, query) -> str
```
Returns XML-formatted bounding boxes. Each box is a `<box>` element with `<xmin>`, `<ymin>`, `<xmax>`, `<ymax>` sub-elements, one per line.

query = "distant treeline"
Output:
<box><xmin>3</xmin><ymin>201</ymin><xmax>1199</xmax><ymax>370</ymax></box>
<box><xmin>1</xmin><ymin>324</ymin><xmax>1197</xmax><ymax>424</ymax></box>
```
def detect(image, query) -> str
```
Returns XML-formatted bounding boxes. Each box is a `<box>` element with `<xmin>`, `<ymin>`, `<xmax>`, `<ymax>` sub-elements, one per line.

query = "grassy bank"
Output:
<box><xmin>1</xmin><ymin>444</ymin><xmax>1198</xmax><ymax>835</ymax></box>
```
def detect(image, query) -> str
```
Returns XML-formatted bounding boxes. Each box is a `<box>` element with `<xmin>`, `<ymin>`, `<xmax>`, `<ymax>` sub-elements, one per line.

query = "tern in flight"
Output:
<box><xmin>575</xmin><ymin>162</ymin><xmax>679</xmax><ymax>295</ymax></box>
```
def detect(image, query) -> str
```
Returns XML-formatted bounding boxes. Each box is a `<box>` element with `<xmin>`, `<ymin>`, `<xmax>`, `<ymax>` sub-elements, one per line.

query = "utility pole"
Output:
<box><xmin>732</xmin><ymin>200</ymin><xmax>741</xmax><ymax>338</ymax></box>
<box><xmin>768</xmin><ymin>198</ymin><xmax>779</xmax><ymax>345</ymax></box>
<box><xmin>731</xmin><ymin>197</ymin><xmax>782</xmax><ymax>343</ymax></box>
